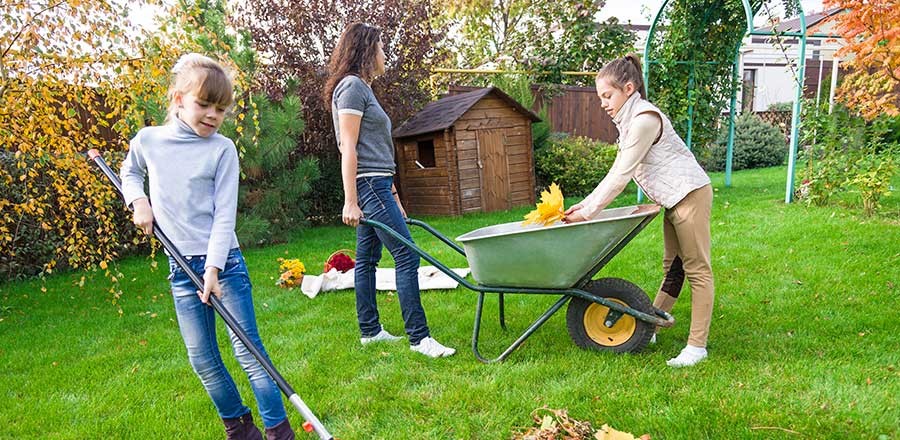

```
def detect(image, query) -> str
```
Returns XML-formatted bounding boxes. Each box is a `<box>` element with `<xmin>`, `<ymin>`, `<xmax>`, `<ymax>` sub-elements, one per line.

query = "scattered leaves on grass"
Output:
<box><xmin>511</xmin><ymin>407</ymin><xmax>649</xmax><ymax>440</ymax></box>
<box><xmin>523</xmin><ymin>183</ymin><xmax>565</xmax><ymax>226</ymax></box>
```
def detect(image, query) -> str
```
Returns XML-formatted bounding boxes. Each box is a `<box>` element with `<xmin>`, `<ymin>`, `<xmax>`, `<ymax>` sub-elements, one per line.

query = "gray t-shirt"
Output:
<box><xmin>331</xmin><ymin>75</ymin><xmax>396</xmax><ymax>175</ymax></box>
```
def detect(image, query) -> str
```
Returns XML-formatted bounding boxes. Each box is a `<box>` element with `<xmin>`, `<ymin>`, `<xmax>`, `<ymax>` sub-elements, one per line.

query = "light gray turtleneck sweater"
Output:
<box><xmin>120</xmin><ymin>118</ymin><xmax>240</xmax><ymax>270</ymax></box>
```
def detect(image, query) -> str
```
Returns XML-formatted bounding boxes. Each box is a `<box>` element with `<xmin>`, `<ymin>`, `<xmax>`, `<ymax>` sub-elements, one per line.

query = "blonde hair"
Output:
<box><xmin>165</xmin><ymin>53</ymin><xmax>234</xmax><ymax>123</ymax></box>
<box><xmin>596</xmin><ymin>54</ymin><xmax>647</xmax><ymax>100</ymax></box>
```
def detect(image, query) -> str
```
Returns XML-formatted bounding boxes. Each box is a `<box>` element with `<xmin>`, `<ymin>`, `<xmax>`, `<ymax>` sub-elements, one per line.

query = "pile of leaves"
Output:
<box><xmin>523</xmin><ymin>183</ymin><xmax>565</xmax><ymax>226</ymax></box>
<box><xmin>511</xmin><ymin>407</ymin><xmax>650</xmax><ymax>440</ymax></box>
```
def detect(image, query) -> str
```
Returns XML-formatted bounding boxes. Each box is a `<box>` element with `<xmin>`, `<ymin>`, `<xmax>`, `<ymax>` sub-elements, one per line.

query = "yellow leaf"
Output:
<box><xmin>522</xmin><ymin>183</ymin><xmax>565</xmax><ymax>226</ymax></box>
<box><xmin>594</xmin><ymin>424</ymin><xmax>641</xmax><ymax>440</ymax></box>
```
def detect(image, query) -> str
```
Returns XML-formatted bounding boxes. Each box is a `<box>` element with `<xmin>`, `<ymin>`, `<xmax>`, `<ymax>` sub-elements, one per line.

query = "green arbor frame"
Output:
<box><xmin>642</xmin><ymin>0</ymin><xmax>809</xmax><ymax>203</ymax></box>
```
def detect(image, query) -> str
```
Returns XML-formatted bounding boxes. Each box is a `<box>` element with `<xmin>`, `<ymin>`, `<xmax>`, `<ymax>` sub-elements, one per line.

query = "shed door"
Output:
<box><xmin>476</xmin><ymin>129</ymin><xmax>510</xmax><ymax>211</ymax></box>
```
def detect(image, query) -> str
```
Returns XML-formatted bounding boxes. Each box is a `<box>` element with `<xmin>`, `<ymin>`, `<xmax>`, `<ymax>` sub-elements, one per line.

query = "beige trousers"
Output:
<box><xmin>652</xmin><ymin>184</ymin><xmax>715</xmax><ymax>347</ymax></box>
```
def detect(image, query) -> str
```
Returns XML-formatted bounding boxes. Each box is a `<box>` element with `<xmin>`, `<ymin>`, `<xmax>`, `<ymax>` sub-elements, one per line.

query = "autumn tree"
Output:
<box><xmin>0</xmin><ymin>0</ymin><xmax>157</xmax><ymax>280</ymax></box>
<box><xmin>0</xmin><ymin>0</ymin><xmax>309</xmax><ymax>283</ymax></box>
<box><xmin>824</xmin><ymin>0</ymin><xmax>900</xmax><ymax>119</ymax></box>
<box><xmin>435</xmin><ymin>0</ymin><xmax>635</xmax><ymax>86</ymax></box>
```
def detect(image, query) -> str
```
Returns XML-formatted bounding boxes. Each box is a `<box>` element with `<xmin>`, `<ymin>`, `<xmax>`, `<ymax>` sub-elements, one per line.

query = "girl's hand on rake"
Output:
<box><xmin>132</xmin><ymin>198</ymin><xmax>154</xmax><ymax>235</ymax></box>
<box><xmin>198</xmin><ymin>267</ymin><xmax>223</xmax><ymax>304</ymax></box>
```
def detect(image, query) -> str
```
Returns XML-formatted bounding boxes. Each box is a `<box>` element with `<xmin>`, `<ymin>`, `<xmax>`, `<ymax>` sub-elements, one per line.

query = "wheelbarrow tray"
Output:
<box><xmin>457</xmin><ymin>205</ymin><xmax>660</xmax><ymax>289</ymax></box>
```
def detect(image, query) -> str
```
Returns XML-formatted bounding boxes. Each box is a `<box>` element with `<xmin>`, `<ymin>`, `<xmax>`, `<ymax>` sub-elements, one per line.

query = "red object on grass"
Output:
<box><xmin>324</xmin><ymin>249</ymin><xmax>355</xmax><ymax>273</ymax></box>
<box><xmin>302</xmin><ymin>421</ymin><xmax>314</xmax><ymax>432</ymax></box>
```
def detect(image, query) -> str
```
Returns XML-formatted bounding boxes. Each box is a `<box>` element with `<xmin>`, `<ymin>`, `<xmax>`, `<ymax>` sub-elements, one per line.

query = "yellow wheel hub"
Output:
<box><xmin>584</xmin><ymin>299</ymin><xmax>636</xmax><ymax>346</ymax></box>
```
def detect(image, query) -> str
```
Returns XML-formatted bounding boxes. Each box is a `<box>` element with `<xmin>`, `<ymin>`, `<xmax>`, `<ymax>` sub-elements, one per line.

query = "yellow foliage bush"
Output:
<box><xmin>0</xmin><ymin>1</ymin><xmax>259</xmax><ymax>286</ymax></box>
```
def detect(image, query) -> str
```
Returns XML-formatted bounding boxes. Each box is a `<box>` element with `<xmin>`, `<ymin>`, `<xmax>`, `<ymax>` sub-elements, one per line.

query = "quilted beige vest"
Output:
<box><xmin>613</xmin><ymin>93</ymin><xmax>710</xmax><ymax>208</ymax></box>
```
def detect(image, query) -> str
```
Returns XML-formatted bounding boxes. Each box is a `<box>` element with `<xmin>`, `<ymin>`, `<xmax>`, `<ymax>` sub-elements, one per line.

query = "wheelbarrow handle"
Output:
<box><xmin>405</xmin><ymin>218</ymin><xmax>466</xmax><ymax>256</ymax></box>
<box><xmin>86</xmin><ymin>149</ymin><xmax>334</xmax><ymax>440</ymax></box>
<box><xmin>359</xmin><ymin>218</ymin><xmax>476</xmax><ymax>290</ymax></box>
<box><xmin>654</xmin><ymin>309</ymin><xmax>676</xmax><ymax>328</ymax></box>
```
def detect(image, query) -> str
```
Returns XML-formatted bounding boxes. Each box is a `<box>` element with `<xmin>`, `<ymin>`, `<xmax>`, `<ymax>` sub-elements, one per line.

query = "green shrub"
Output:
<box><xmin>768</xmin><ymin>101</ymin><xmax>793</xmax><ymax>112</ymax></box>
<box><xmin>230</xmin><ymin>94</ymin><xmax>321</xmax><ymax>245</ymax></box>
<box><xmin>534</xmin><ymin>134</ymin><xmax>618</xmax><ymax>196</ymax></box>
<box><xmin>701</xmin><ymin>114</ymin><xmax>787</xmax><ymax>172</ymax></box>
<box><xmin>870</xmin><ymin>113</ymin><xmax>900</xmax><ymax>147</ymax></box>
<box><xmin>847</xmin><ymin>147</ymin><xmax>896</xmax><ymax>216</ymax></box>
<box><xmin>799</xmin><ymin>101</ymin><xmax>898</xmax><ymax>215</ymax></box>
<box><xmin>305</xmin><ymin>156</ymin><xmax>343</xmax><ymax>225</ymax></box>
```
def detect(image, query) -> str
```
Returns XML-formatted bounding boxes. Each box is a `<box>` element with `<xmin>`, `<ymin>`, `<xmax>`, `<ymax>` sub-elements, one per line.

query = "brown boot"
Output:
<box><xmin>265</xmin><ymin>418</ymin><xmax>296</xmax><ymax>440</ymax></box>
<box><xmin>222</xmin><ymin>412</ymin><xmax>263</xmax><ymax>440</ymax></box>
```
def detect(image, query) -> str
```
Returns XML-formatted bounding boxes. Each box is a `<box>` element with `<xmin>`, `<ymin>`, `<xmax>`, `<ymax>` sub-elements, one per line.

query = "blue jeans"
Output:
<box><xmin>168</xmin><ymin>248</ymin><xmax>287</xmax><ymax>428</ymax></box>
<box><xmin>355</xmin><ymin>176</ymin><xmax>430</xmax><ymax>344</ymax></box>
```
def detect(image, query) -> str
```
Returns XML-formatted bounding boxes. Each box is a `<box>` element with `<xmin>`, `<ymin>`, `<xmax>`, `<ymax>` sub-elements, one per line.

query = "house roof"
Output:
<box><xmin>392</xmin><ymin>87</ymin><xmax>541</xmax><ymax>139</ymax></box>
<box><xmin>754</xmin><ymin>8</ymin><xmax>842</xmax><ymax>34</ymax></box>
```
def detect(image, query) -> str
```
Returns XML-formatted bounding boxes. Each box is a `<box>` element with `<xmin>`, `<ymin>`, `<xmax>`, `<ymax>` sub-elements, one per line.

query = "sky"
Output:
<box><xmin>597</xmin><ymin>0</ymin><xmax>826</xmax><ymax>24</ymax></box>
<box><xmin>130</xmin><ymin>0</ymin><xmax>828</xmax><ymax>34</ymax></box>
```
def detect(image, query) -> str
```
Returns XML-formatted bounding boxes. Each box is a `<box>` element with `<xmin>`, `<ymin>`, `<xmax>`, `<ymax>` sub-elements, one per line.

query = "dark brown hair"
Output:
<box><xmin>596</xmin><ymin>54</ymin><xmax>647</xmax><ymax>100</ymax></box>
<box><xmin>323</xmin><ymin>23</ymin><xmax>383</xmax><ymax>108</ymax></box>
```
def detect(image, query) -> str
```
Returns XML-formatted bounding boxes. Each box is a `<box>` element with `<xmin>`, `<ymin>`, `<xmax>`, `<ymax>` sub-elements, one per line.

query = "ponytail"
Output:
<box><xmin>597</xmin><ymin>53</ymin><xmax>647</xmax><ymax>100</ymax></box>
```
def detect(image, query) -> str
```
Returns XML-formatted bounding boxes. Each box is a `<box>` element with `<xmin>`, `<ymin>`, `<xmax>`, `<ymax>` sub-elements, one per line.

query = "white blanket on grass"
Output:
<box><xmin>299</xmin><ymin>266</ymin><xmax>470</xmax><ymax>299</ymax></box>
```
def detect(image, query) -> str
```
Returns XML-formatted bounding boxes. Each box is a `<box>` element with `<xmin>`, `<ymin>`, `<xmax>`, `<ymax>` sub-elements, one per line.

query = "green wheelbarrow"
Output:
<box><xmin>360</xmin><ymin>204</ymin><xmax>674</xmax><ymax>363</ymax></box>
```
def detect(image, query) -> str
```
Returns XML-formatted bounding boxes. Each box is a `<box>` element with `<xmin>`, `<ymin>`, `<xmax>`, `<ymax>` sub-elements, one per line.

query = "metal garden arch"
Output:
<box><xmin>642</xmin><ymin>0</ymin><xmax>808</xmax><ymax>203</ymax></box>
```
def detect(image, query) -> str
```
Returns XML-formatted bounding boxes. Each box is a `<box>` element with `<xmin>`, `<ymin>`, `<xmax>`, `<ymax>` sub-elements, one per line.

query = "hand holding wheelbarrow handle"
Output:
<box><xmin>86</xmin><ymin>149</ymin><xmax>334</xmax><ymax>440</ymax></box>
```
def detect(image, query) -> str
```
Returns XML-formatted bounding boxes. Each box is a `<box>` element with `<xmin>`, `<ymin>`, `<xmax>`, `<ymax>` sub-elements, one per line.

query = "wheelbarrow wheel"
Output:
<box><xmin>566</xmin><ymin>278</ymin><xmax>654</xmax><ymax>354</ymax></box>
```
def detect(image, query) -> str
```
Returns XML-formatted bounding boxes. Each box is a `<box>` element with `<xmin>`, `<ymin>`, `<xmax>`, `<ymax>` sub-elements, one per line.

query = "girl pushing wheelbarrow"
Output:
<box><xmin>564</xmin><ymin>55</ymin><xmax>716</xmax><ymax>368</ymax></box>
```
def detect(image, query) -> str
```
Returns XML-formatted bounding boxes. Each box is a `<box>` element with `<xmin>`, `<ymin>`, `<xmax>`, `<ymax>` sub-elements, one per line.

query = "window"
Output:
<box><xmin>741</xmin><ymin>69</ymin><xmax>756</xmax><ymax>113</ymax></box>
<box><xmin>416</xmin><ymin>139</ymin><xmax>436</xmax><ymax>168</ymax></box>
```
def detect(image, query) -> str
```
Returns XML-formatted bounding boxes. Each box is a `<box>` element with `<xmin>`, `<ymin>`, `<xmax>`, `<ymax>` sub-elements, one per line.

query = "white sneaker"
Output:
<box><xmin>410</xmin><ymin>337</ymin><xmax>456</xmax><ymax>358</ymax></box>
<box><xmin>666</xmin><ymin>344</ymin><xmax>707</xmax><ymax>367</ymax></box>
<box><xmin>360</xmin><ymin>328</ymin><xmax>403</xmax><ymax>345</ymax></box>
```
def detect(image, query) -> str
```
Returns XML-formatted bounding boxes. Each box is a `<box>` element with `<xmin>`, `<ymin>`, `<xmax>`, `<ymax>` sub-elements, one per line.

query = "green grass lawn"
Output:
<box><xmin>1</xmin><ymin>166</ymin><xmax>898</xmax><ymax>439</ymax></box>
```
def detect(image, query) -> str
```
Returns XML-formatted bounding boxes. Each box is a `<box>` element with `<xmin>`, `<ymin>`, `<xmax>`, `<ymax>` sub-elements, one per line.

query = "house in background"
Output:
<box><xmin>740</xmin><ymin>8</ymin><xmax>847</xmax><ymax>112</ymax></box>
<box><xmin>623</xmin><ymin>8</ymin><xmax>847</xmax><ymax>113</ymax></box>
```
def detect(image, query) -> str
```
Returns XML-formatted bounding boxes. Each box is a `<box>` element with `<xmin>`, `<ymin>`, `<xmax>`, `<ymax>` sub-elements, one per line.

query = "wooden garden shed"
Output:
<box><xmin>391</xmin><ymin>87</ymin><xmax>541</xmax><ymax>216</ymax></box>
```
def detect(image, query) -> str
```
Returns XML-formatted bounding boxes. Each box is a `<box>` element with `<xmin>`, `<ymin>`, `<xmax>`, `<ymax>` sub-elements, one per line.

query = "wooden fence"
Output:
<box><xmin>449</xmin><ymin>85</ymin><xmax>619</xmax><ymax>144</ymax></box>
<box><xmin>450</xmin><ymin>84</ymin><xmax>798</xmax><ymax>146</ymax></box>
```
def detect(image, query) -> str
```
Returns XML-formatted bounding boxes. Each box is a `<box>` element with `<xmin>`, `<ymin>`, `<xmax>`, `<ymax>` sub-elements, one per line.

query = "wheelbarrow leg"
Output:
<box><xmin>498</xmin><ymin>293</ymin><xmax>507</xmax><ymax>330</ymax></box>
<box><xmin>472</xmin><ymin>293</ymin><xmax>570</xmax><ymax>363</ymax></box>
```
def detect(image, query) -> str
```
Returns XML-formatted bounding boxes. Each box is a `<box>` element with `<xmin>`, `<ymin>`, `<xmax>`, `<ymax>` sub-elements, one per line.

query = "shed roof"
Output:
<box><xmin>392</xmin><ymin>87</ymin><xmax>541</xmax><ymax>139</ymax></box>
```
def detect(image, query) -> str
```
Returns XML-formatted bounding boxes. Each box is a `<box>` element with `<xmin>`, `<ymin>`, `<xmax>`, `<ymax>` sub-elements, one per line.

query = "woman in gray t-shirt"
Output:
<box><xmin>324</xmin><ymin>22</ymin><xmax>455</xmax><ymax>358</ymax></box>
